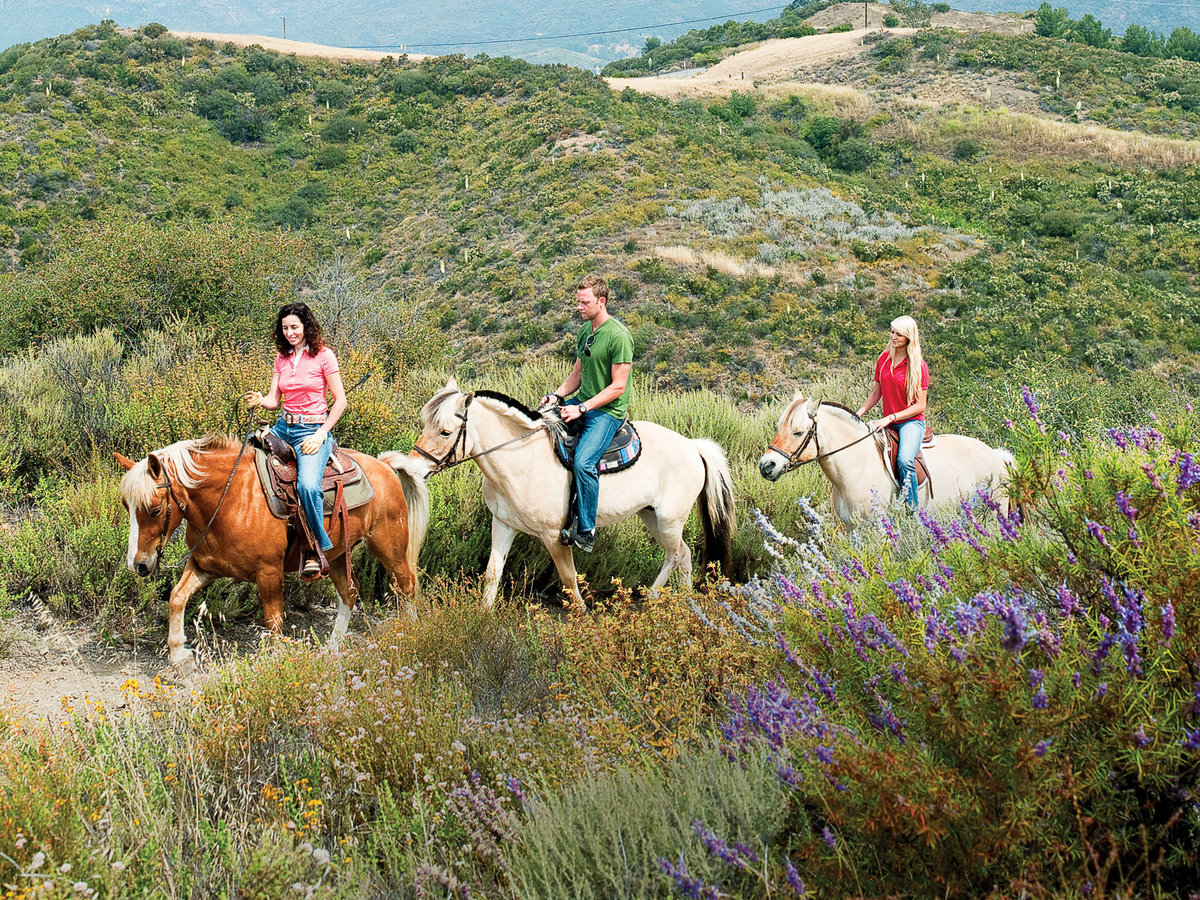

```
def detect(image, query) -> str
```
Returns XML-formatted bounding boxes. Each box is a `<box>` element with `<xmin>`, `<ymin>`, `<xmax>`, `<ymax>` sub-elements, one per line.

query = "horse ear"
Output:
<box><xmin>446</xmin><ymin>376</ymin><xmax>459</xmax><ymax>392</ymax></box>
<box><xmin>810</xmin><ymin>397</ymin><xmax>822</xmax><ymax>414</ymax></box>
<box><xmin>114</xmin><ymin>452</ymin><xmax>136</xmax><ymax>471</ymax></box>
<box><xmin>147</xmin><ymin>454</ymin><xmax>163</xmax><ymax>480</ymax></box>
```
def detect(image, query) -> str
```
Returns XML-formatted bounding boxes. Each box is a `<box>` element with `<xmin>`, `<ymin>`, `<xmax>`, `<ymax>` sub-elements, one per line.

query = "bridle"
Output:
<box><xmin>149</xmin><ymin>466</ymin><xmax>189</xmax><ymax>562</ymax></box>
<box><xmin>767</xmin><ymin>402</ymin><xmax>879</xmax><ymax>474</ymax></box>
<box><xmin>413</xmin><ymin>392</ymin><xmax>547</xmax><ymax>475</ymax></box>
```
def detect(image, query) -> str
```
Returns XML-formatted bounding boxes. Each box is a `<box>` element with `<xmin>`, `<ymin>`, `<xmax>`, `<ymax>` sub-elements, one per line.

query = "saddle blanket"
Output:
<box><xmin>555</xmin><ymin>419</ymin><xmax>642</xmax><ymax>475</ymax></box>
<box><xmin>252</xmin><ymin>446</ymin><xmax>376</xmax><ymax>520</ymax></box>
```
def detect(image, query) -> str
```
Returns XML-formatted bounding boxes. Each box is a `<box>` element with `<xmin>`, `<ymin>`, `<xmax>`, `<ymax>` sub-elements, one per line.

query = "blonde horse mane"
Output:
<box><xmin>119</xmin><ymin>434</ymin><xmax>237</xmax><ymax>511</ymax></box>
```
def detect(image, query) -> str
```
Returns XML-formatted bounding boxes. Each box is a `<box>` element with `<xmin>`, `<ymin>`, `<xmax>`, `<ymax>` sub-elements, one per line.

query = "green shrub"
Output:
<box><xmin>952</xmin><ymin>137</ymin><xmax>982</xmax><ymax>160</ymax></box>
<box><xmin>883</xmin><ymin>13</ymin><xmax>900</xmax><ymax>27</ymax></box>
<box><xmin>834</xmin><ymin>136</ymin><xmax>875</xmax><ymax>172</ymax></box>
<box><xmin>311</xmin><ymin>144</ymin><xmax>348</xmax><ymax>169</ymax></box>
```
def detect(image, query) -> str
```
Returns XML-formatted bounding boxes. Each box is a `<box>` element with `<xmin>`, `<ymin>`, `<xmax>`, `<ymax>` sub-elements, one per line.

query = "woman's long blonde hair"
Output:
<box><xmin>888</xmin><ymin>315</ymin><xmax>925</xmax><ymax>404</ymax></box>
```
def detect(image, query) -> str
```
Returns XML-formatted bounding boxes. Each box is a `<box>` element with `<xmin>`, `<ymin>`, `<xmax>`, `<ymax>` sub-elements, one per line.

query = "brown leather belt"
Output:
<box><xmin>283</xmin><ymin>411</ymin><xmax>327</xmax><ymax>425</ymax></box>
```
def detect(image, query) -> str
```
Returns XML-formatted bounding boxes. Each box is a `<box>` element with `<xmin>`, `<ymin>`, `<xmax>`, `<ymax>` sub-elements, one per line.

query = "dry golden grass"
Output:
<box><xmin>895</xmin><ymin>109</ymin><xmax>1200</xmax><ymax>169</ymax></box>
<box><xmin>759</xmin><ymin>81</ymin><xmax>878</xmax><ymax>118</ymax></box>
<box><xmin>653</xmin><ymin>245</ymin><xmax>811</xmax><ymax>283</ymax></box>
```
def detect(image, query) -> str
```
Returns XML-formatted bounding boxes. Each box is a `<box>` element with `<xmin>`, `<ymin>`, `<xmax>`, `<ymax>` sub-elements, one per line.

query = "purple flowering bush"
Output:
<box><xmin>670</xmin><ymin>395</ymin><xmax>1200</xmax><ymax>896</ymax></box>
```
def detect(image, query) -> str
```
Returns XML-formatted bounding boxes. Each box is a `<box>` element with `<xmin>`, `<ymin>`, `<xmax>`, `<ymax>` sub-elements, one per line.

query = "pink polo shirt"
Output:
<box><xmin>874</xmin><ymin>350</ymin><xmax>929</xmax><ymax>423</ymax></box>
<box><xmin>274</xmin><ymin>346</ymin><xmax>339</xmax><ymax>417</ymax></box>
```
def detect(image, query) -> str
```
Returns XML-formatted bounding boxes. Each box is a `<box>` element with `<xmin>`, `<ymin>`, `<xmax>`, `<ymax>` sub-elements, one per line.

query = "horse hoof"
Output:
<box><xmin>171</xmin><ymin>652</ymin><xmax>197</xmax><ymax>679</ymax></box>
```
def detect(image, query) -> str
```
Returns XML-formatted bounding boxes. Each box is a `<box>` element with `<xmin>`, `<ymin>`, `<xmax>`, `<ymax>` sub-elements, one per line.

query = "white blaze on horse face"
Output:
<box><xmin>125</xmin><ymin>505</ymin><xmax>141</xmax><ymax>571</ymax></box>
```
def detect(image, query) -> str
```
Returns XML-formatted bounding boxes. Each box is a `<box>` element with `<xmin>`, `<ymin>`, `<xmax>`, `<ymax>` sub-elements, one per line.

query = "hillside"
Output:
<box><xmin>0</xmin><ymin>13</ymin><xmax>1199</xmax><ymax>406</ymax></box>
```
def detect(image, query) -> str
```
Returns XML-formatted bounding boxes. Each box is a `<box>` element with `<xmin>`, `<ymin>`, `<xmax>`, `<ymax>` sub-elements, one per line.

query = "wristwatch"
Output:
<box><xmin>579</xmin><ymin>403</ymin><xmax>588</xmax><ymax>414</ymax></box>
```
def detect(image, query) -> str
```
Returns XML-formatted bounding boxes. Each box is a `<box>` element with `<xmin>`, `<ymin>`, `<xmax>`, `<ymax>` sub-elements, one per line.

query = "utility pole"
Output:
<box><xmin>282</xmin><ymin>16</ymin><xmax>286</xmax><ymax>38</ymax></box>
<box><xmin>864</xmin><ymin>0</ymin><xmax>869</xmax><ymax>28</ymax></box>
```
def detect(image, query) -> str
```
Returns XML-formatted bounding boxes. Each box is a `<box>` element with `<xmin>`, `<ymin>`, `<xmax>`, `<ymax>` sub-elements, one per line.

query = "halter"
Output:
<box><xmin>414</xmin><ymin>392</ymin><xmax>547</xmax><ymax>476</ymax></box>
<box><xmin>149</xmin><ymin>466</ymin><xmax>189</xmax><ymax>561</ymax></box>
<box><xmin>767</xmin><ymin>402</ymin><xmax>880</xmax><ymax>474</ymax></box>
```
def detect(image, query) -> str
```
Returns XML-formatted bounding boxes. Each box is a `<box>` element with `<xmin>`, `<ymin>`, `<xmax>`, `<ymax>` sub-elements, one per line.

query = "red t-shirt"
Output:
<box><xmin>274</xmin><ymin>346</ymin><xmax>340</xmax><ymax>417</ymax></box>
<box><xmin>874</xmin><ymin>350</ymin><xmax>929</xmax><ymax>423</ymax></box>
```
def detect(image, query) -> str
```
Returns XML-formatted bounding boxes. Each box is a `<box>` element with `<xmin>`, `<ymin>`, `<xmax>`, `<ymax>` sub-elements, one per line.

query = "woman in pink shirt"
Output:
<box><xmin>243</xmin><ymin>302</ymin><xmax>347</xmax><ymax>575</ymax></box>
<box><xmin>856</xmin><ymin>315</ymin><xmax>929</xmax><ymax>509</ymax></box>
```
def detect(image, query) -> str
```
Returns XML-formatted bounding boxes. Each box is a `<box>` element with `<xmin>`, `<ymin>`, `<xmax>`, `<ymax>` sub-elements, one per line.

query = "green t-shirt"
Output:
<box><xmin>575</xmin><ymin>317</ymin><xmax>634</xmax><ymax>420</ymax></box>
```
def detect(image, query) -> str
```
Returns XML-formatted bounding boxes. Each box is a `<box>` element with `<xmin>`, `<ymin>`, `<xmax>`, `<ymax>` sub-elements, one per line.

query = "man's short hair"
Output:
<box><xmin>577</xmin><ymin>273</ymin><xmax>609</xmax><ymax>302</ymax></box>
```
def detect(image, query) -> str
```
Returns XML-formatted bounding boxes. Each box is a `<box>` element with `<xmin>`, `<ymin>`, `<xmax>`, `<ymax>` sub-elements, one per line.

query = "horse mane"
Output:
<box><xmin>782</xmin><ymin>395</ymin><xmax>867</xmax><ymax>431</ymax></box>
<box><xmin>119</xmin><ymin>433</ymin><xmax>239</xmax><ymax>511</ymax></box>
<box><xmin>821</xmin><ymin>401</ymin><xmax>866</xmax><ymax>425</ymax></box>
<box><xmin>472</xmin><ymin>390</ymin><xmax>542</xmax><ymax>423</ymax></box>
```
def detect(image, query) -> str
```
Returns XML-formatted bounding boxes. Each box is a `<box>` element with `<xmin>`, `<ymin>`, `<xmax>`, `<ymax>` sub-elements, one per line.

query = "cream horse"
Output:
<box><xmin>758</xmin><ymin>395</ymin><xmax>1014</xmax><ymax>527</ymax></box>
<box><xmin>385</xmin><ymin>379</ymin><xmax>737</xmax><ymax>605</ymax></box>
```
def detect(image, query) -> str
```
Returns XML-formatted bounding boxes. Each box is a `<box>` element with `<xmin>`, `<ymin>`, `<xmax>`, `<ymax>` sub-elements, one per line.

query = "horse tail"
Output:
<box><xmin>380</xmin><ymin>453</ymin><xmax>430</xmax><ymax>594</ymax></box>
<box><xmin>693</xmin><ymin>438</ymin><xmax>737</xmax><ymax>579</ymax></box>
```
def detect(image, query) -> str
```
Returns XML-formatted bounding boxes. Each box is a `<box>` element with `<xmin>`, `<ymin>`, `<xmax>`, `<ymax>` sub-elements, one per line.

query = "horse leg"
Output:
<box><xmin>256</xmin><ymin>568</ymin><xmax>286</xmax><ymax>635</ymax></box>
<box><xmin>327</xmin><ymin>559</ymin><xmax>359</xmax><ymax>642</ymax></box>
<box><xmin>638</xmin><ymin>508</ymin><xmax>690</xmax><ymax>590</ymax></box>
<box><xmin>167</xmin><ymin>562</ymin><xmax>213</xmax><ymax>677</ymax></box>
<box><xmin>364</xmin><ymin>530</ymin><xmax>418</xmax><ymax>617</ymax></box>
<box><xmin>541</xmin><ymin>536</ymin><xmax>583</xmax><ymax>606</ymax></box>
<box><xmin>483</xmin><ymin>516</ymin><xmax>518</xmax><ymax>608</ymax></box>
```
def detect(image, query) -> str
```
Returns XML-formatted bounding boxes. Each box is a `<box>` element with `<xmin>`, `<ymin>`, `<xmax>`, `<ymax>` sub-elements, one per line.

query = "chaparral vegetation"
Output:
<box><xmin>0</xmin><ymin>1</ymin><xmax>1197</xmax><ymax>896</ymax></box>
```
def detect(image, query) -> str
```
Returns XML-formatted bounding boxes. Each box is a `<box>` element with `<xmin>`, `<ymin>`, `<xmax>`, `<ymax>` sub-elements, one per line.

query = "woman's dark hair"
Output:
<box><xmin>274</xmin><ymin>302</ymin><xmax>324</xmax><ymax>357</ymax></box>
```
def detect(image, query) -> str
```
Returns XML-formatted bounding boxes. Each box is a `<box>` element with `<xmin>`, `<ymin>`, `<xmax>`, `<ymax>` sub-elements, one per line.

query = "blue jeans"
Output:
<box><xmin>895</xmin><ymin>418</ymin><xmax>924</xmax><ymax>509</ymax></box>
<box><xmin>272</xmin><ymin>419</ymin><xmax>335</xmax><ymax>551</ymax></box>
<box><xmin>564</xmin><ymin>400</ymin><xmax>622</xmax><ymax>535</ymax></box>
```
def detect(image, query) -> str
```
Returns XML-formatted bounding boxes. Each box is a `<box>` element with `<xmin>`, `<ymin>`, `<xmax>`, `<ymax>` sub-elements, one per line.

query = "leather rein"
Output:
<box><xmin>413</xmin><ymin>392</ymin><xmax>547</xmax><ymax>476</ymax></box>
<box><xmin>766</xmin><ymin>402</ymin><xmax>880</xmax><ymax>474</ymax></box>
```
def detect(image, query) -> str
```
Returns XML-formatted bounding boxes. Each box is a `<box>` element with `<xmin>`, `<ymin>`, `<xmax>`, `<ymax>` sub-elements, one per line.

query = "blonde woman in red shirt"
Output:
<box><xmin>243</xmin><ymin>302</ymin><xmax>347</xmax><ymax>575</ymax></box>
<box><xmin>856</xmin><ymin>315</ymin><xmax>929</xmax><ymax>509</ymax></box>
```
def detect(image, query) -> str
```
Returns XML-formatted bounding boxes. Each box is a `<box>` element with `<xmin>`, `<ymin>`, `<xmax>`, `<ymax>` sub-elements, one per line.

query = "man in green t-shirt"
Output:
<box><xmin>541</xmin><ymin>274</ymin><xmax>634</xmax><ymax>553</ymax></box>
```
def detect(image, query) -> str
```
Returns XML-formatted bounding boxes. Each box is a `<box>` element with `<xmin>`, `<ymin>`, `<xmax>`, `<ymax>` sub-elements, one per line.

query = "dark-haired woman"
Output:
<box><xmin>244</xmin><ymin>302</ymin><xmax>347</xmax><ymax>575</ymax></box>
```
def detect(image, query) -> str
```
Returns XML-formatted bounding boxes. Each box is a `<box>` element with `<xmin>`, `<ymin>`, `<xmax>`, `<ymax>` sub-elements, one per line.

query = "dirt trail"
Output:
<box><xmin>606</xmin><ymin>28</ymin><xmax>906</xmax><ymax>101</ymax></box>
<box><xmin>170</xmin><ymin>31</ymin><xmax>425</xmax><ymax>62</ymax></box>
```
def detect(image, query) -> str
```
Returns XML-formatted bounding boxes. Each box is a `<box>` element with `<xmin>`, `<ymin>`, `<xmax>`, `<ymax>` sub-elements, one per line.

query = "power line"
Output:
<box><xmin>350</xmin><ymin>4</ymin><xmax>789</xmax><ymax>50</ymax></box>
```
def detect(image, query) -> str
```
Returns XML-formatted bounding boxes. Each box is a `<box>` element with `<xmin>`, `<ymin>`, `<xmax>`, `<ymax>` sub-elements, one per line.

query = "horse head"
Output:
<box><xmin>117</xmin><ymin>449</ymin><xmax>187</xmax><ymax>577</ymax></box>
<box><xmin>759</xmin><ymin>393</ymin><xmax>821</xmax><ymax>481</ymax></box>
<box><xmin>409</xmin><ymin>378</ymin><xmax>471</xmax><ymax>475</ymax></box>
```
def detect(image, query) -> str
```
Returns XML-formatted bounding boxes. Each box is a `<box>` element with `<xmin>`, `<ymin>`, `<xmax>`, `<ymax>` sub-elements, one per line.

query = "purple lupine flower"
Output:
<box><xmin>1038</xmin><ymin>628</ymin><xmax>1062</xmax><ymax>659</ymax></box>
<box><xmin>693</xmin><ymin>822</ymin><xmax>759</xmax><ymax>869</ymax></box>
<box><xmin>997</xmin><ymin>509</ymin><xmax>1022</xmax><ymax>542</ymax></box>
<box><xmin>1072</xmin><ymin>671</ymin><xmax>1081</xmax><ymax>688</ymax></box>
<box><xmin>999</xmin><ymin>603</ymin><xmax>1028</xmax><ymax>653</ymax></box>
<box><xmin>1083</xmin><ymin>469</ymin><xmax>1094</xmax><ymax>480</ymax></box>
<box><xmin>815</xmin><ymin>745</ymin><xmax>836</xmax><ymax>766</ymax></box>
<box><xmin>507</xmin><ymin>775</ymin><xmax>527</xmax><ymax>809</ymax></box>
<box><xmin>1029</xmin><ymin>668</ymin><xmax>1045</xmax><ymax>688</ymax></box>
<box><xmin>1114</xmin><ymin>491</ymin><xmax>1138</xmax><ymax>523</ymax></box>
<box><xmin>659</xmin><ymin>855</ymin><xmax>720</xmax><ymax>900</ymax></box>
<box><xmin>918</xmin><ymin>508</ymin><xmax>950</xmax><ymax>548</ymax></box>
<box><xmin>1058</xmin><ymin>583</ymin><xmax>1083</xmax><ymax>618</ymax></box>
<box><xmin>1127</xmin><ymin>526</ymin><xmax>1141</xmax><ymax>548</ymax></box>
<box><xmin>880</xmin><ymin>514</ymin><xmax>899</xmax><ymax>546</ymax></box>
<box><xmin>1085</xmin><ymin>519</ymin><xmax>1112</xmax><ymax>549</ymax></box>
<box><xmin>1095</xmin><ymin>683</ymin><xmax>1109</xmax><ymax>699</ymax></box>
<box><xmin>890</xmin><ymin>663</ymin><xmax>909</xmax><ymax>685</ymax></box>
<box><xmin>1175</xmin><ymin>451</ymin><xmax>1200</xmax><ymax>495</ymax></box>
<box><xmin>1107</xmin><ymin>428</ymin><xmax>1129</xmax><ymax>451</ymax></box>
<box><xmin>1142</xmin><ymin>463</ymin><xmax>1167</xmax><ymax>498</ymax></box>
<box><xmin>1182</xmin><ymin>727</ymin><xmax>1200</xmax><ymax>753</ymax></box>
<box><xmin>889</xmin><ymin>579</ymin><xmax>923</xmax><ymax>615</ymax></box>
<box><xmin>822</xmin><ymin>826</ymin><xmax>836</xmax><ymax>848</ymax></box>
<box><xmin>1162</xmin><ymin>603</ymin><xmax>1176</xmax><ymax>642</ymax></box>
<box><xmin>785</xmin><ymin>858</ymin><xmax>807</xmax><ymax>897</ymax></box>
<box><xmin>1021</xmin><ymin>385</ymin><xmax>1045</xmax><ymax>433</ymax></box>
<box><xmin>1034</xmin><ymin>740</ymin><xmax>1050</xmax><ymax>757</ymax></box>
<box><xmin>1032</xmin><ymin>687</ymin><xmax>1048</xmax><ymax>710</ymax></box>
<box><xmin>1133</xmin><ymin>726</ymin><xmax>1150</xmax><ymax>748</ymax></box>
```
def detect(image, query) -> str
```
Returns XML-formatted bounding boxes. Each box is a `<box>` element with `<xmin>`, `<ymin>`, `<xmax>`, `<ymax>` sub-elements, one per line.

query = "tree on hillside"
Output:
<box><xmin>1165</xmin><ymin>27</ymin><xmax>1200</xmax><ymax>62</ymax></box>
<box><xmin>890</xmin><ymin>0</ymin><xmax>931</xmax><ymax>29</ymax></box>
<box><xmin>1121</xmin><ymin>24</ymin><xmax>1165</xmax><ymax>57</ymax></box>
<box><xmin>643</xmin><ymin>36</ymin><xmax>661</xmax><ymax>55</ymax></box>
<box><xmin>1070</xmin><ymin>14</ymin><xmax>1111</xmax><ymax>48</ymax></box>
<box><xmin>1034</xmin><ymin>2</ymin><xmax>1069</xmax><ymax>38</ymax></box>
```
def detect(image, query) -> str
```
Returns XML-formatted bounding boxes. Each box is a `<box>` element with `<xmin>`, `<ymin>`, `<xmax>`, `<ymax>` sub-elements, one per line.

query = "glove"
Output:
<box><xmin>300</xmin><ymin>432</ymin><xmax>326</xmax><ymax>455</ymax></box>
<box><xmin>243</xmin><ymin>390</ymin><xmax>264</xmax><ymax>409</ymax></box>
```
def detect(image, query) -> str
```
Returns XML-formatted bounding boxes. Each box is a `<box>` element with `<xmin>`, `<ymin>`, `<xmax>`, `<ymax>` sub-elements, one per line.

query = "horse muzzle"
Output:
<box><xmin>759</xmin><ymin>453</ymin><xmax>786</xmax><ymax>481</ymax></box>
<box><xmin>129</xmin><ymin>553</ymin><xmax>159</xmax><ymax>578</ymax></box>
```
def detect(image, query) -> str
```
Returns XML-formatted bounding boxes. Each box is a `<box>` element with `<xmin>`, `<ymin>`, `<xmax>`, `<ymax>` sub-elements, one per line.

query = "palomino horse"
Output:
<box><xmin>758</xmin><ymin>394</ymin><xmax>1013</xmax><ymax>527</ymax></box>
<box><xmin>383</xmin><ymin>379</ymin><xmax>737</xmax><ymax>605</ymax></box>
<box><xmin>117</xmin><ymin>435</ymin><xmax>429</xmax><ymax>676</ymax></box>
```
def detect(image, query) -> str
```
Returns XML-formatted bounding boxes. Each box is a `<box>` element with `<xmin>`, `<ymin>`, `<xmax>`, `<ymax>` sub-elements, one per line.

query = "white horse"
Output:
<box><xmin>384</xmin><ymin>379</ymin><xmax>737</xmax><ymax>605</ymax></box>
<box><xmin>758</xmin><ymin>394</ymin><xmax>1014</xmax><ymax>527</ymax></box>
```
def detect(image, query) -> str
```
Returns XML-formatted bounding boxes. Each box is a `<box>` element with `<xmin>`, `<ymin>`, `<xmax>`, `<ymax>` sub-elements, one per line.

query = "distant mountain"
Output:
<box><xmin>0</xmin><ymin>0</ymin><xmax>794</xmax><ymax>66</ymax></box>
